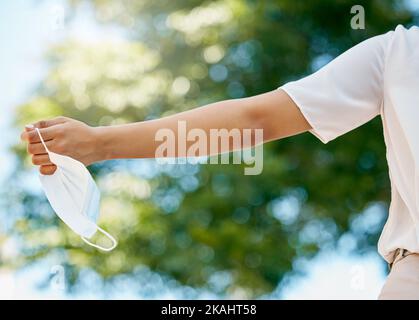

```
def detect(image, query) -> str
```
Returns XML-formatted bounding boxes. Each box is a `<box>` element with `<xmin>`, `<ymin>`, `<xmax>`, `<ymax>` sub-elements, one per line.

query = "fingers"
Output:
<box><xmin>21</xmin><ymin>117</ymin><xmax>68</xmax><ymax>175</ymax></box>
<box><xmin>22</xmin><ymin>126</ymin><xmax>60</xmax><ymax>143</ymax></box>
<box><xmin>21</xmin><ymin>117</ymin><xmax>68</xmax><ymax>142</ymax></box>
<box><xmin>32</xmin><ymin>154</ymin><xmax>53</xmax><ymax>166</ymax></box>
<box><xmin>39</xmin><ymin>165</ymin><xmax>57</xmax><ymax>175</ymax></box>
<box><xmin>27</xmin><ymin>140</ymin><xmax>54</xmax><ymax>155</ymax></box>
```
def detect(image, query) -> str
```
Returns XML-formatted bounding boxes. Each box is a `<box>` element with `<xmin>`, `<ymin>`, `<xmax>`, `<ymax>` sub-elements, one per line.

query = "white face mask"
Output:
<box><xmin>35</xmin><ymin>128</ymin><xmax>117</xmax><ymax>251</ymax></box>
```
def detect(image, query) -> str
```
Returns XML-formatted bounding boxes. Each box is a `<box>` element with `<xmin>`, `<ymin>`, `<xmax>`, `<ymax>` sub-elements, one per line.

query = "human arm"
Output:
<box><xmin>21</xmin><ymin>89</ymin><xmax>310</xmax><ymax>175</ymax></box>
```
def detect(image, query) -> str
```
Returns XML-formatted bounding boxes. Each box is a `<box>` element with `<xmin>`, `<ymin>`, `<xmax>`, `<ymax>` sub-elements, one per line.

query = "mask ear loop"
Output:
<box><xmin>81</xmin><ymin>226</ymin><xmax>118</xmax><ymax>252</ymax></box>
<box><xmin>35</xmin><ymin>128</ymin><xmax>50</xmax><ymax>153</ymax></box>
<box><xmin>36</xmin><ymin>128</ymin><xmax>117</xmax><ymax>252</ymax></box>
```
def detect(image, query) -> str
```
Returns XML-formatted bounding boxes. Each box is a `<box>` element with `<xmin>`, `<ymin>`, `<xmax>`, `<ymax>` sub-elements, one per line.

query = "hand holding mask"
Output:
<box><xmin>36</xmin><ymin>128</ymin><xmax>117</xmax><ymax>251</ymax></box>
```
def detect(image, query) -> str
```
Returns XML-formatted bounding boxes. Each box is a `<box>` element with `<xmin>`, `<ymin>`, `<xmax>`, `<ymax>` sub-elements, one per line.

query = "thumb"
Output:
<box><xmin>21</xmin><ymin>117</ymin><xmax>68</xmax><ymax>141</ymax></box>
<box><xmin>25</xmin><ymin>124</ymin><xmax>35</xmax><ymax>132</ymax></box>
<box><xmin>33</xmin><ymin>116</ymin><xmax>68</xmax><ymax>129</ymax></box>
<box><xmin>21</xmin><ymin>124</ymin><xmax>35</xmax><ymax>141</ymax></box>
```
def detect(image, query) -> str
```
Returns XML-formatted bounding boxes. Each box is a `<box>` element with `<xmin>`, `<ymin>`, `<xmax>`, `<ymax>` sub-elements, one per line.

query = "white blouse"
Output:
<box><xmin>280</xmin><ymin>25</ymin><xmax>419</xmax><ymax>263</ymax></box>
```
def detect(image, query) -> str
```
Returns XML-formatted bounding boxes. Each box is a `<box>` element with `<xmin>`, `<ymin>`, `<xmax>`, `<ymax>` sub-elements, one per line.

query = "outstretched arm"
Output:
<box><xmin>21</xmin><ymin>89</ymin><xmax>310</xmax><ymax>175</ymax></box>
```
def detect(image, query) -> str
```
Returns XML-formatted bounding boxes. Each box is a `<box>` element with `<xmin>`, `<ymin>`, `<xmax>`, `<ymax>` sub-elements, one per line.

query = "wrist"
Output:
<box><xmin>93</xmin><ymin>126</ymin><xmax>115</xmax><ymax>162</ymax></box>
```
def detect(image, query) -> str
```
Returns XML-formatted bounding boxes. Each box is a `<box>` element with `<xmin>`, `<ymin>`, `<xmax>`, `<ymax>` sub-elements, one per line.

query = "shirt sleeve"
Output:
<box><xmin>280</xmin><ymin>31</ymin><xmax>393</xmax><ymax>144</ymax></box>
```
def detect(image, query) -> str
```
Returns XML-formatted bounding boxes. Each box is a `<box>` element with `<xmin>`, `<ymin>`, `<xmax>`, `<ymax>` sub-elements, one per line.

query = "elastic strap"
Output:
<box><xmin>35</xmin><ymin>128</ymin><xmax>50</xmax><ymax>153</ymax></box>
<box><xmin>81</xmin><ymin>226</ymin><xmax>118</xmax><ymax>252</ymax></box>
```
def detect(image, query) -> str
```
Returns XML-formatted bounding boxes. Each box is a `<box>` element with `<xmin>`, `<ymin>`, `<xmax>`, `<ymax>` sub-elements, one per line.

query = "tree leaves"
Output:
<box><xmin>10</xmin><ymin>0</ymin><xmax>416</xmax><ymax>297</ymax></box>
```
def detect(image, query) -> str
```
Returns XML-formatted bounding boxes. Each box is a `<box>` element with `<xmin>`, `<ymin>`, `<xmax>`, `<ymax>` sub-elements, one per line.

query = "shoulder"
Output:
<box><xmin>385</xmin><ymin>25</ymin><xmax>419</xmax><ymax>69</ymax></box>
<box><xmin>387</xmin><ymin>24</ymin><xmax>419</xmax><ymax>47</ymax></box>
<box><xmin>393</xmin><ymin>24</ymin><xmax>419</xmax><ymax>35</ymax></box>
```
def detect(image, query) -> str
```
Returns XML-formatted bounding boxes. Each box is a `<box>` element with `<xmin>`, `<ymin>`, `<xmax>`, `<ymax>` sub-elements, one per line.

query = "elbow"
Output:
<box><xmin>242</xmin><ymin>98</ymin><xmax>275</xmax><ymax>143</ymax></box>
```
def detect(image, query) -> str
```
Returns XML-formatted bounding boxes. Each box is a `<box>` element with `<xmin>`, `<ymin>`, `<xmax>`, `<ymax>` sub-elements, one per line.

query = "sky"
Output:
<box><xmin>0</xmin><ymin>0</ymin><xmax>388</xmax><ymax>299</ymax></box>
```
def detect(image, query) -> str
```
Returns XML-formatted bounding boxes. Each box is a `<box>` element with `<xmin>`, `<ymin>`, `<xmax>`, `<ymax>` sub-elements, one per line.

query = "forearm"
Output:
<box><xmin>97</xmin><ymin>97</ymin><xmax>260</xmax><ymax>160</ymax></box>
<box><xmin>96</xmin><ymin>89</ymin><xmax>310</xmax><ymax>161</ymax></box>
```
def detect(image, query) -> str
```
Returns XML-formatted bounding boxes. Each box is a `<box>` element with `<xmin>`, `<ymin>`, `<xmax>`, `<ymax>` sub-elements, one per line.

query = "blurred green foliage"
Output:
<box><xmin>7</xmin><ymin>0</ymin><xmax>417</xmax><ymax>297</ymax></box>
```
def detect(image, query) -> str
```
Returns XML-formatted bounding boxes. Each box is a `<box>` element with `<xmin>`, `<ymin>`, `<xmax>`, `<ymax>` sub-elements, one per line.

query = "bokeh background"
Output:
<box><xmin>1</xmin><ymin>0</ymin><xmax>419</xmax><ymax>299</ymax></box>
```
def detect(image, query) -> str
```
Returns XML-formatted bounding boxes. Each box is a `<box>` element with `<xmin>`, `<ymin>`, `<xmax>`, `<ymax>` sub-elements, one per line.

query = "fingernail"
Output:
<box><xmin>25</xmin><ymin>124</ymin><xmax>34</xmax><ymax>130</ymax></box>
